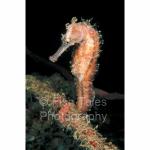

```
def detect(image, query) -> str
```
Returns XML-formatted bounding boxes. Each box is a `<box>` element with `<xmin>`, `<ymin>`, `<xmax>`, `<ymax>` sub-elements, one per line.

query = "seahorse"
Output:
<box><xmin>49</xmin><ymin>17</ymin><xmax>101</xmax><ymax>113</ymax></box>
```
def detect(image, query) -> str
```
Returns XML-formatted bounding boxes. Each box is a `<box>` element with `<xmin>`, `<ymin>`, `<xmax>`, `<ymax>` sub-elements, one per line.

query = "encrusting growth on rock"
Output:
<box><xmin>49</xmin><ymin>17</ymin><xmax>101</xmax><ymax>113</ymax></box>
<box><xmin>26</xmin><ymin>75</ymin><xmax>119</xmax><ymax>150</ymax></box>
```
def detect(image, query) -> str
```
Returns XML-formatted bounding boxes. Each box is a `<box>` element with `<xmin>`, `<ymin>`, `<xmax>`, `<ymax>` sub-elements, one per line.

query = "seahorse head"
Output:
<box><xmin>64</xmin><ymin>21</ymin><xmax>84</xmax><ymax>44</ymax></box>
<box><xmin>49</xmin><ymin>17</ymin><xmax>84</xmax><ymax>62</ymax></box>
<box><xmin>49</xmin><ymin>17</ymin><xmax>93</xmax><ymax>62</ymax></box>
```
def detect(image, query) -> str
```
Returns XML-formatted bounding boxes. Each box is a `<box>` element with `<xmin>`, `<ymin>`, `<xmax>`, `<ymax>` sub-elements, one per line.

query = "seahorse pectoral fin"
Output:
<box><xmin>49</xmin><ymin>42</ymin><xmax>74</xmax><ymax>62</ymax></box>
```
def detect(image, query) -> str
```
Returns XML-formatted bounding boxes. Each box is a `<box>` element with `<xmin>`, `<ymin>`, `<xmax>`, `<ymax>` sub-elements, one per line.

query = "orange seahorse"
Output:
<box><xmin>49</xmin><ymin>17</ymin><xmax>101</xmax><ymax>113</ymax></box>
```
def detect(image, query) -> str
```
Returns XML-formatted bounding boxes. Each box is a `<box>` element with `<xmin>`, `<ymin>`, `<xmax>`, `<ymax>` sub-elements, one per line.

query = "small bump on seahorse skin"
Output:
<box><xmin>94</xmin><ymin>125</ymin><xmax>99</xmax><ymax>129</ymax></box>
<box><xmin>71</xmin><ymin>17</ymin><xmax>78</xmax><ymax>23</ymax></box>
<box><xmin>88</xmin><ymin>18</ymin><xmax>93</xmax><ymax>23</ymax></box>
<box><xmin>65</xmin><ymin>23</ymin><xmax>70</xmax><ymax>29</ymax></box>
<box><xmin>61</xmin><ymin>34</ymin><xmax>65</xmax><ymax>41</ymax></box>
<box><xmin>100</xmin><ymin>34</ymin><xmax>103</xmax><ymax>38</ymax></box>
<box><xmin>101</xmin><ymin>39</ymin><xmax>104</xmax><ymax>45</ymax></box>
<box><xmin>79</xmin><ymin>75</ymin><xmax>84</xmax><ymax>82</ymax></box>
<box><xmin>96</xmin><ymin>64</ymin><xmax>100</xmax><ymax>72</ymax></box>
<box><xmin>81</xmin><ymin>17</ymin><xmax>85</xmax><ymax>22</ymax></box>
<box><xmin>92</xmin><ymin>23</ymin><xmax>97</xmax><ymax>28</ymax></box>
<box><xmin>82</xmin><ymin>18</ymin><xmax>92</xmax><ymax>26</ymax></box>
